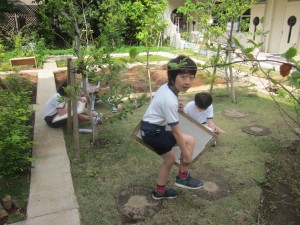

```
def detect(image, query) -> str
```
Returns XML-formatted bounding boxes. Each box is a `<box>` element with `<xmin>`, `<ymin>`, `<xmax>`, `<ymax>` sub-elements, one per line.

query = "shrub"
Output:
<box><xmin>129</xmin><ymin>48</ymin><xmax>139</xmax><ymax>61</ymax></box>
<box><xmin>0</xmin><ymin>74</ymin><xmax>34</xmax><ymax>177</ymax></box>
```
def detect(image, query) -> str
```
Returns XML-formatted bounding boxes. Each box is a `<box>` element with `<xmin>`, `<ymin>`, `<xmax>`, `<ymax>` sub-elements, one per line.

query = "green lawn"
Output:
<box><xmin>1</xmin><ymin>47</ymin><xmax>298</xmax><ymax>225</ymax></box>
<box><xmin>65</xmin><ymin>87</ymin><xmax>300</xmax><ymax>225</ymax></box>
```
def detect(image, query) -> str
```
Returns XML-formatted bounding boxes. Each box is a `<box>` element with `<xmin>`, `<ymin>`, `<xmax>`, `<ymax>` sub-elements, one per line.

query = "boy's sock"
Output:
<box><xmin>156</xmin><ymin>184</ymin><xmax>165</xmax><ymax>195</ymax></box>
<box><xmin>178</xmin><ymin>170</ymin><xmax>188</xmax><ymax>180</ymax></box>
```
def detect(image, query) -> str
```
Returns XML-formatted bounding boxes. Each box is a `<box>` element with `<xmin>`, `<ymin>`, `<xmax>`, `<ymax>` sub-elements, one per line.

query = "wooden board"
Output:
<box><xmin>52</xmin><ymin>101</ymin><xmax>86</xmax><ymax>123</ymax></box>
<box><xmin>10</xmin><ymin>56</ymin><xmax>37</xmax><ymax>68</ymax></box>
<box><xmin>132</xmin><ymin>112</ymin><xmax>217</xmax><ymax>165</ymax></box>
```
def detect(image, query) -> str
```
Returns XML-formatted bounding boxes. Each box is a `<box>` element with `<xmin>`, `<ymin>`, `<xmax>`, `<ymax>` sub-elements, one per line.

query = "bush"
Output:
<box><xmin>129</xmin><ymin>48</ymin><xmax>139</xmax><ymax>61</ymax></box>
<box><xmin>0</xmin><ymin>74</ymin><xmax>34</xmax><ymax>177</ymax></box>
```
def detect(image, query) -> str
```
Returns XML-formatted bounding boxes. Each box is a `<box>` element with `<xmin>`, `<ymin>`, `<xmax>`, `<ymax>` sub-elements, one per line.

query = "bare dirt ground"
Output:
<box><xmin>53</xmin><ymin>64</ymin><xmax>226</xmax><ymax>92</ymax></box>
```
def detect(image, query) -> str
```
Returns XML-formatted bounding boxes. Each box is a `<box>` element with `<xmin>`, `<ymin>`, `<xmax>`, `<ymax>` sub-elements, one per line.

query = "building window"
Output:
<box><xmin>170</xmin><ymin>9</ymin><xmax>187</xmax><ymax>33</ymax></box>
<box><xmin>237</xmin><ymin>9</ymin><xmax>251</xmax><ymax>32</ymax></box>
<box><xmin>210</xmin><ymin>4</ymin><xmax>250</xmax><ymax>32</ymax></box>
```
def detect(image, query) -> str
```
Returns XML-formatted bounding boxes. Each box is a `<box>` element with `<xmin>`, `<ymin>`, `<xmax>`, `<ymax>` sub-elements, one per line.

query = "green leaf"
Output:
<box><xmin>244</xmin><ymin>47</ymin><xmax>255</xmax><ymax>54</ymax></box>
<box><xmin>291</xmin><ymin>70</ymin><xmax>300</xmax><ymax>80</ymax></box>
<box><xmin>247</xmin><ymin>39</ymin><xmax>263</xmax><ymax>48</ymax></box>
<box><xmin>233</xmin><ymin>37</ymin><xmax>242</xmax><ymax>48</ymax></box>
<box><xmin>281</xmin><ymin>47</ymin><xmax>297</xmax><ymax>59</ymax></box>
<box><xmin>169</xmin><ymin>61</ymin><xmax>187</xmax><ymax>70</ymax></box>
<box><xmin>271</xmin><ymin>79</ymin><xmax>278</xmax><ymax>85</ymax></box>
<box><xmin>205</xmin><ymin>43</ymin><xmax>217</xmax><ymax>51</ymax></box>
<box><xmin>245</xmin><ymin>53</ymin><xmax>255</xmax><ymax>60</ymax></box>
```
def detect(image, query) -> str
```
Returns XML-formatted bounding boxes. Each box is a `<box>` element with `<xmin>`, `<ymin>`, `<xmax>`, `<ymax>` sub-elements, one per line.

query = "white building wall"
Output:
<box><xmin>167</xmin><ymin>0</ymin><xmax>300</xmax><ymax>54</ymax></box>
<box><xmin>165</xmin><ymin>0</ymin><xmax>186</xmax><ymax>48</ymax></box>
<box><xmin>252</xmin><ymin>0</ymin><xmax>300</xmax><ymax>53</ymax></box>
<box><xmin>250</xmin><ymin>3</ymin><xmax>266</xmax><ymax>44</ymax></box>
<box><xmin>165</xmin><ymin>0</ymin><xmax>185</xmax><ymax>37</ymax></box>
<box><xmin>278</xmin><ymin>0</ymin><xmax>300</xmax><ymax>53</ymax></box>
<box><xmin>266</xmin><ymin>0</ymin><xmax>286</xmax><ymax>53</ymax></box>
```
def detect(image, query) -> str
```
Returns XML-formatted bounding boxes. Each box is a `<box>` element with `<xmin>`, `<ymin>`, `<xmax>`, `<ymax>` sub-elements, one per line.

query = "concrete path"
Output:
<box><xmin>12</xmin><ymin>59</ymin><xmax>81</xmax><ymax>225</ymax></box>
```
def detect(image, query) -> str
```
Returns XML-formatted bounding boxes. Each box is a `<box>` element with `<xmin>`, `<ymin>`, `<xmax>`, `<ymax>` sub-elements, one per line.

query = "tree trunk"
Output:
<box><xmin>72</xmin><ymin>6</ymin><xmax>99</xmax><ymax>146</ymax></box>
<box><xmin>70</xmin><ymin>62</ymin><xmax>80</xmax><ymax>160</ymax></box>
<box><xmin>146</xmin><ymin>47</ymin><xmax>153</xmax><ymax>100</ymax></box>
<box><xmin>228</xmin><ymin>49</ymin><xmax>236</xmax><ymax>103</ymax></box>
<box><xmin>223</xmin><ymin>53</ymin><xmax>230</xmax><ymax>96</ymax></box>
<box><xmin>209</xmin><ymin>44</ymin><xmax>221</xmax><ymax>94</ymax></box>
<box><xmin>67</xmin><ymin>58</ymin><xmax>73</xmax><ymax>133</ymax></box>
<box><xmin>227</xmin><ymin>18</ymin><xmax>236</xmax><ymax>103</ymax></box>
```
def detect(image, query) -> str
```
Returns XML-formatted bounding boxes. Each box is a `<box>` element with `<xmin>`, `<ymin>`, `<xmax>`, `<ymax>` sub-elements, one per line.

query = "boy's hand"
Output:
<box><xmin>178</xmin><ymin>103</ymin><xmax>184</xmax><ymax>112</ymax></box>
<box><xmin>182</xmin><ymin>159</ymin><xmax>191</xmax><ymax>167</ymax></box>
<box><xmin>181</xmin><ymin>152</ymin><xmax>192</xmax><ymax>166</ymax></box>
<box><xmin>80</xmin><ymin>97</ymin><xmax>87</xmax><ymax>102</ymax></box>
<box><xmin>213</xmin><ymin>126</ymin><xmax>223</xmax><ymax>133</ymax></box>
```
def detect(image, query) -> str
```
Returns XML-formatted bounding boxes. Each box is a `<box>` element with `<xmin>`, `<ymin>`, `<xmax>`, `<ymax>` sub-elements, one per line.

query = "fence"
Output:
<box><xmin>2</xmin><ymin>4</ymin><xmax>38</xmax><ymax>33</ymax></box>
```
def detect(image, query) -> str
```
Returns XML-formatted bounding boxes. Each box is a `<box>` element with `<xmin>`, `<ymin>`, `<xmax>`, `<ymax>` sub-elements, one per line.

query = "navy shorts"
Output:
<box><xmin>44</xmin><ymin>114</ymin><xmax>67</xmax><ymax>128</ymax></box>
<box><xmin>140</xmin><ymin>121</ymin><xmax>176</xmax><ymax>155</ymax></box>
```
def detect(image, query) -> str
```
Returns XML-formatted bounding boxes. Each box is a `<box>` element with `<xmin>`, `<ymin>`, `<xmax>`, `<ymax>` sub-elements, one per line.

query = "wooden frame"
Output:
<box><xmin>131</xmin><ymin>112</ymin><xmax>218</xmax><ymax>165</ymax></box>
<box><xmin>10</xmin><ymin>56</ymin><xmax>37</xmax><ymax>69</ymax></box>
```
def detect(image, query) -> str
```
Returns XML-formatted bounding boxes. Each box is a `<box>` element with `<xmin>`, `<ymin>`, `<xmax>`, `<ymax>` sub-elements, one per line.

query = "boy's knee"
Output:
<box><xmin>187</xmin><ymin>135</ymin><xmax>195</xmax><ymax>145</ymax></box>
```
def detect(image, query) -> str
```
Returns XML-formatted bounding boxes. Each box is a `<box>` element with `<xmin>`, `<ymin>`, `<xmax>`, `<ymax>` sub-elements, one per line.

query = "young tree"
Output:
<box><xmin>179</xmin><ymin>0</ymin><xmax>300</xmax><ymax>131</ymax></box>
<box><xmin>232</xmin><ymin>41</ymin><xmax>300</xmax><ymax>128</ymax></box>
<box><xmin>123</xmin><ymin>0</ymin><xmax>167</xmax><ymax>98</ymax></box>
<box><xmin>34</xmin><ymin>0</ymin><xmax>143</xmax><ymax>156</ymax></box>
<box><xmin>178</xmin><ymin>0</ymin><xmax>258</xmax><ymax>102</ymax></box>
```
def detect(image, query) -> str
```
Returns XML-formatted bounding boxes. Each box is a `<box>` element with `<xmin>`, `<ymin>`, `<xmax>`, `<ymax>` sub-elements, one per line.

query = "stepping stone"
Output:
<box><xmin>242</xmin><ymin>125</ymin><xmax>271</xmax><ymax>136</ymax></box>
<box><xmin>192</xmin><ymin>176</ymin><xmax>231</xmax><ymax>200</ymax></box>
<box><xmin>116</xmin><ymin>186</ymin><xmax>162</xmax><ymax>223</ymax></box>
<box><xmin>222</xmin><ymin>109</ymin><xmax>249</xmax><ymax>118</ymax></box>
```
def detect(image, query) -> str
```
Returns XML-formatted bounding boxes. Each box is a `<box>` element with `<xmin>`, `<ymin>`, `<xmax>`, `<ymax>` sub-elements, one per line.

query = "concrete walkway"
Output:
<box><xmin>13</xmin><ymin>59</ymin><xmax>81</xmax><ymax>225</ymax></box>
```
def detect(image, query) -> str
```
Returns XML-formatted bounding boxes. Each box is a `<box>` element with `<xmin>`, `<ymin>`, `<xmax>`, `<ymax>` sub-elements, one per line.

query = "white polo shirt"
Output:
<box><xmin>142</xmin><ymin>83</ymin><xmax>179</xmax><ymax>126</ymax></box>
<box><xmin>43</xmin><ymin>93</ymin><xmax>66</xmax><ymax>117</ymax></box>
<box><xmin>184</xmin><ymin>100</ymin><xmax>213</xmax><ymax>124</ymax></box>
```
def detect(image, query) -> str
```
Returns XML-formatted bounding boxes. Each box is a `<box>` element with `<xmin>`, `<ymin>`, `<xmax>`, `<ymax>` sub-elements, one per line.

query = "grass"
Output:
<box><xmin>55</xmin><ymin>49</ymin><xmax>202</xmax><ymax>67</ymax></box>
<box><xmin>55</xmin><ymin>54</ymin><xmax>170</xmax><ymax>68</ymax></box>
<box><xmin>65</xmin><ymin>87</ymin><xmax>299</xmax><ymax>225</ymax></box>
<box><xmin>0</xmin><ymin>46</ymin><xmax>298</xmax><ymax>224</ymax></box>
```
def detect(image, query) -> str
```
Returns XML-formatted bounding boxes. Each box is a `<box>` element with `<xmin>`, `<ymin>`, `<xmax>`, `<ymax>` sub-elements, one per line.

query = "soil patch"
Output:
<box><xmin>116</xmin><ymin>186</ymin><xmax>162</xmax><ymax>223</ymax></box>
<box><xmin>53</xmin><ymin>70</ymin><xmax>68</xmax><ymax>88</ymax></box>
<box><xmin>90</xmin><ymin>138</ymin><xmax>111</xmax><ymax>148</ymax></box>
<box><xmin>222</xmin><ymin>108</ymin><xmax>249</xmax><ymax>118</ymax></box>
<box><xmin>258</xmin><ymin>147</ymin><xmax>300</xmax><ymax>224</ymax></box>
<box><xmin>53</xmin><ymin>64</ymin><xmax>226</xmax><ymax>92</ymax></box>
<box><xmin>0</xmin><ymin>205</ymin><xmax>26</xmax><ymax>225</ymax></box>
<box><xmin>192</xmin><ymin>175</ymin><xmax>231</xmax><ymax>200</ymax></box>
